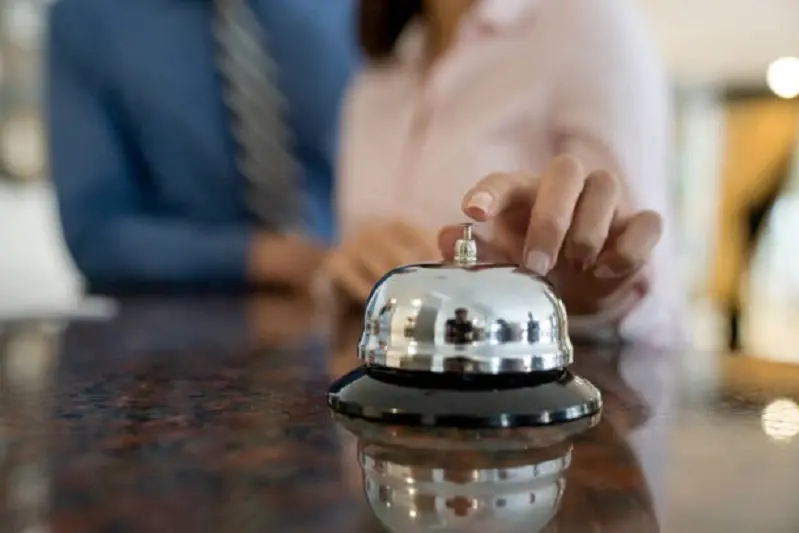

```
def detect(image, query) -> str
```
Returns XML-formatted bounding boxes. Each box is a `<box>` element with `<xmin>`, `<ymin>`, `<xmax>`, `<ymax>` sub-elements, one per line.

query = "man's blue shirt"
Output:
<box><xmin>46</xmin><ymin>0</ymin><xmax>359</xmax><ymax>285</ymax></box>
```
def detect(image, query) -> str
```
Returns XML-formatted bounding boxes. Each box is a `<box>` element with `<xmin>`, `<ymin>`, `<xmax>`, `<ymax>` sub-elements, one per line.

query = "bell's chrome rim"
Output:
<box><xmin>359</xmin><ymin>345</ymin><xmax>573</xmax><ymax>374</ymax></box>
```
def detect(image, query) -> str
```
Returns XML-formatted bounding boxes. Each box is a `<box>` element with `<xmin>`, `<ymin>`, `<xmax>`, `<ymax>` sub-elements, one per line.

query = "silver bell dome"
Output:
<box><xmin>359</xmin><ymin>224</ymin><xmax>573</xmax><ymax>375</ymax></box>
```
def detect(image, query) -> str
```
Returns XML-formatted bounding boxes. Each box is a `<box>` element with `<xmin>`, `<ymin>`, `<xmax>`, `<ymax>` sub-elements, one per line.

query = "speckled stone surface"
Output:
<box><xmin>0</xmin><ymin>294</ymin><xmax>797</xmax><ymax>532</ymax></box>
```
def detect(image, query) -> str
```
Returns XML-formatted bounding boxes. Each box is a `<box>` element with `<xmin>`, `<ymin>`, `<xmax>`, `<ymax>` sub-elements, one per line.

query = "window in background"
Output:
<box><xmin>0</xmin><ymin>0</ymin><xmax>48</xmax><ymax>183</ymax></box>
<box><xmin>671</xmin><ymin>85</ymin><xmax>726</xmax><ymax>297</ymax></box>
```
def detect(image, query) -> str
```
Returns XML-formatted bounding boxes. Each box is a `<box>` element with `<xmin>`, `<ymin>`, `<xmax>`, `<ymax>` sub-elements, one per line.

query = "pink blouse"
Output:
<box><xmin>337</xmin><ymin>0</ymin><xmax>685</xmax><ymax>344</ymax></box>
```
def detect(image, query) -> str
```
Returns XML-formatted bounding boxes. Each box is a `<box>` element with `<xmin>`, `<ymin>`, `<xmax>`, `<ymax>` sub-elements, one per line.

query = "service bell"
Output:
<box><xmin>328</xmin><ymin>223</ymin><xmax>602</xmax><ymax>428</ymax></box>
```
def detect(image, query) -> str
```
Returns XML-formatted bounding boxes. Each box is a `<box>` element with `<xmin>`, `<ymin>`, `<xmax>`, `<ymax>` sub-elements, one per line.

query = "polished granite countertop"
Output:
<box><xmin>0</xmin><ymin>294</ymin><xmax>798</xmax><ymax>532</ymax></box>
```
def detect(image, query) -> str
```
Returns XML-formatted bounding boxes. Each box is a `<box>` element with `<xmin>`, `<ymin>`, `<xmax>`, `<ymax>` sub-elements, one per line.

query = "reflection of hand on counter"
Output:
<box><xmin>546</xmin><ymin>405</ymin><xmax>659</xmax><ymax>532</ymax></box>
<box><xmin>58</xmin><ymin>293</ymin><xmax>336</xmax><ymax>382</ymax></box>
<box><xmin>547</xmin><ymin>449</ymin><xmax>660</xmax><ymax>532</ymax></box>
<box><xmin>244</xmin><ymin>294</ymin><xmax>330</xmax><ymax>351</ymax></box>
<box><xmin>572</xmin><ymin>347</ymin><xmax>651</xmax><ymax>434</ymax></box>
<box><xmin>58</xmin><ymin>296</ymin><xmax>250</xmax><ymax>372</ymax></box>
<box><xmin>558</xmin><ymin>343</ymin><xmax>679</xmax><ymax>531</ymax></box>
<box><xmin>246</xmin><ymin>233</ymin><xmax>327</xmax><ymax>290</ymax></box>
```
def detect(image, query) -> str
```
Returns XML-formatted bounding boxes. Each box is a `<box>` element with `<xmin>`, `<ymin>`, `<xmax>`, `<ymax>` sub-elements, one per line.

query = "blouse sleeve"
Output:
<box><xmin>547</xmin><ymin>0</ymin><xmax>687</xmax><ymax>345</ymax></box>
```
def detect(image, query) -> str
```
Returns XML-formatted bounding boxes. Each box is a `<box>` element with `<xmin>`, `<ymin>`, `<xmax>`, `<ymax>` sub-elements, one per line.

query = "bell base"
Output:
<box><xmin>327</xmin><ymin>365</ymin><xmax>602</xmax><ymax>429</ymax></box>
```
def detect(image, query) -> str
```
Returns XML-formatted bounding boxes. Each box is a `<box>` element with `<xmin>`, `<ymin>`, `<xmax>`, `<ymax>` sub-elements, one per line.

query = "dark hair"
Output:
<box><xmin>357</xmin><ymin>0</ymin><xmax>423</xmax><ymax>61</ymax></box>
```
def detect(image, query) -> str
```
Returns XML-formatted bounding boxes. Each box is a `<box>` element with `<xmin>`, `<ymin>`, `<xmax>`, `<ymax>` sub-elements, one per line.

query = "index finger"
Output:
<box><xmin>523</xmin><ymin>155</ymin><xmax>587</xmax><ymax>275</ymax></box>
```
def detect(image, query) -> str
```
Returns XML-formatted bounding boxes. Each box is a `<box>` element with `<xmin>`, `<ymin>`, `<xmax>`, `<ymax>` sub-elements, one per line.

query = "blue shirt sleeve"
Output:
<box><xmin>45</xmin><ymin>2</ymin><xmax>253</xmax><ymax>287</ymax></box>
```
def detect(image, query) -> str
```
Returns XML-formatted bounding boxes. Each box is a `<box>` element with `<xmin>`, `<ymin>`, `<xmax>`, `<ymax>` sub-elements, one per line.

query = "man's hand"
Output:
<box><xmin>246</xmin><ymin>232</ymin><xmax>327</xmax><ymax>290</ymax></box>
<box><xmin>324</xmin><ymin>221</ymin><xmax>440</xmax><ymax>303</ymax></box>
<box><xmin>439</xmin><ymin>155</ymin><xmax>663</xmax><ymax>318</ymax></box>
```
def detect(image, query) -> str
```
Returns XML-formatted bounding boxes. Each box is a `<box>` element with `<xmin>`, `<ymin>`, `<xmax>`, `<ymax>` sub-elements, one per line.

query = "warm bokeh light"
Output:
<box><xmin>761</xmin><ymin>398</ymin><xmax>799</xmax><ymax>442</ymax></box>
<box><xmin>766</xmin><ymin>57</ymin><xmax>799</xmax><ymax>99</ymax></box>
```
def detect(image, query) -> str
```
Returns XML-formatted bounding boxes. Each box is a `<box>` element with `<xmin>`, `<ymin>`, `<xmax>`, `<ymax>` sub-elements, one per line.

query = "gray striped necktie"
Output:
<box><xmin>212</xmin><ymin>0</ymin><xmax>302</xmax><ymax>231</ymax></box>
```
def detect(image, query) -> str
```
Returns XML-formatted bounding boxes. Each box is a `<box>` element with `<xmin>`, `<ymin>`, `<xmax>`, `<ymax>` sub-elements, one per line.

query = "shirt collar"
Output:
<box><xmin>468</xmin><ymin>0</ymin><xmax>541</xmax><ymax>34</ymax></box>
<box><xmin>396</xmin><ymin>0</ymin><xmax>541</xmax><ymax>65</ymax></box>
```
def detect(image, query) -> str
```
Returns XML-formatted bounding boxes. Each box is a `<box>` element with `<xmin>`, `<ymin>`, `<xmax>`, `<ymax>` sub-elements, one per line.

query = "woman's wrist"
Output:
<box><xmin>568</xmin><ymin>277</ymin><xmax>648</xmax><ymax>340</ymax></box>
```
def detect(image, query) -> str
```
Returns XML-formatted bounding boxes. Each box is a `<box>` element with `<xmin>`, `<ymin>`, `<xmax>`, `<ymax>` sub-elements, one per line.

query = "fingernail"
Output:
<box><xmin>573</xmin><ymin>258</ymin><xmax>591</xmax><ymax>272</ymax></box>
<box><xmin>594</xmin><ymin>265</ymin><xmax>619</xmax><ymax>279</ymax></box>
<box><xmin>466</xmin><ymin>191</ymin><xmax>494</xmax><ymax>215</ymax></box>
<box><xmin>525</xmin><ymin>250</ymin><xmax>551</xmax><ymax>275</ymax></box>
<box><xmin>565</xmin><ymin>251</ymin><xmax>591</xmax><ymax>272</ymax></box>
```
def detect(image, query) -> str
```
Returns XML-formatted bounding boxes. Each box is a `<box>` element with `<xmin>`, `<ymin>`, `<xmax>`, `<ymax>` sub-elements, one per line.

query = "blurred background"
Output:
<box><xmin>0</xmin><ymin>0</ymin><xmax>798</xmax><ymax>360</ymax></box>
<box><xmin>0</xmin><ymin>4</ymin><xmax>795</xmax><ymax>532</ymax></box>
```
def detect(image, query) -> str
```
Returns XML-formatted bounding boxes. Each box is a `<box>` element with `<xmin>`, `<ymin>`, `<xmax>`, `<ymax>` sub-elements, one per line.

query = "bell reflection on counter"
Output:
<box><xmin>328</xmin><ymin>224</ymin><xmax>602</xmax><ymax>429</ymax></box>
<box><xmin>337</xmin><ymin>413</ymin><xmax>592</xmax><ymax>533</ymax></box>
<box><xmin>362</xmin><ymin>443</ymin><xmax>568</xmax><ymax>532</ymax></box>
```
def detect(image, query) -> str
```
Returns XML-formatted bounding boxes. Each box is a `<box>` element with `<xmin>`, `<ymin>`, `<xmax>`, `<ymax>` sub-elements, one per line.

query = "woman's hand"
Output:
<box><xmin>439</xmin><ymin>155</ymin><xmax>663</xmax><ymax>318</ymax></box>
<box><xmin>325</xmin><ymin>221</ymin><xmax>440</xmax><ymax>303</ymax></box>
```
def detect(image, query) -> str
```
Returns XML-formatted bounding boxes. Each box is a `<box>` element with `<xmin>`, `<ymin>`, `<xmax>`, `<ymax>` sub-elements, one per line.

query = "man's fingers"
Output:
<box><xmin>594</xmin><ymin>210</ymin><xmax>662</xmax><ymax>280</ymax></box>
<box><xmin>523</xmin><ymin>155</ymin><xmax>588</xmax><ymax>275</ymax></box>
<box><xmin>461</xmin><ymin>172</ymin><xmax>533</xmax><ymax>221</ymax></box>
